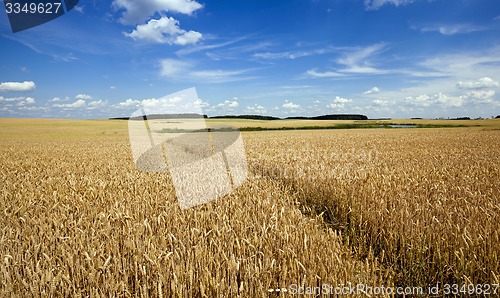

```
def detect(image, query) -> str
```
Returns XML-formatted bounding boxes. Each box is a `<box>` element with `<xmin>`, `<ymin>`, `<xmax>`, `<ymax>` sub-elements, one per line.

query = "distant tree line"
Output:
<box><xmin>110</xmin><ymin>114</ymin><xmax>369</xmax><ymax>121</ymax></box>
<box><xmin>209</xmin><ymin>115</ymin><xmax>281</xmax><ymax>120</ymax></box>
<box><xmin>110</xmin><ymin>113</ymin><xmax>208</xmax><ymax>120</ymax></box>
<box><xmin>285</xmin><ymin>114</ymin><xmax>368</xmax><ymax>120</ymax></box>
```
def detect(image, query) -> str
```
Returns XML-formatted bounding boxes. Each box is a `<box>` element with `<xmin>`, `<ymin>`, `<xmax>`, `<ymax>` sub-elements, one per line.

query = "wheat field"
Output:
<box><xmin>1</xmin><ymin>118</ymin><xmax>499</xmax><ymax>296</ymax></box>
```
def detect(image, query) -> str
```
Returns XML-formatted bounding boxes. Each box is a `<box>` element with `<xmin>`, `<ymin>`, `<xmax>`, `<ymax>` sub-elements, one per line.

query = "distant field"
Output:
<box><xmin>1</xmin><ymin>118</ymin><xmax>498</xmax><ymax>134</ymax></box>
<box><xmin>1</xmin><ymin>118</ymin><xmax>499</xmax><ymax>296</ymax></box>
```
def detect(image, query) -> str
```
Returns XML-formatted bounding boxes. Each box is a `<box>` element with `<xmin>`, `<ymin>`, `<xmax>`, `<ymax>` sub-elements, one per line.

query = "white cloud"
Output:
<box><xmin>49</xmin><ymin>97</ymin><xmax>70</xmax><ymax>102</ymax></box>
<box><xmin>306</xmin><ymin>69</ymin><xmax>344</xmax><ymax>78</ymax></box>
<box><xmin>0</xmin><ymin>96</ymin><xmax>35</xmax><ymax>104</ymax></box>
<box><xmin>327</xmin><ymin>96</ymin><xmax>353</xmax><ymax>110</ymax></box>
<box><xmin>117</xmin><ymin>98</ymin><xmax>140</xmax><ymax>108</ymax></box>
<box><xmin>307</xmin><ymin>43</ymin><xmax>389</xmax><ymax>77</ymax></box>
<box><xmin>190</xmin><ymin>69</ymin><xmax>254</xmax><ymax>83</ymax></box>
<box><xmin>282</xmin><ymin>100</ymin><xmax>300</xmax><ymax>109</ymax></box>
<box><xmin>332</xmin><ymin>96</ymin><xmax>352</xmax><ymax>104</ymax></box>
<box><xmin>159</xmin><ymin>59</ymin><xmax>192</xmax><ymax>77</ymax></box>
<box><xmin>53</xmin><ymin>99</ymin><xmax>86</xmax><ymax>109</ymax></box>
<box><xmin>253</xmin><ymin>47</ymin><xmax>334</xmax><ymax>60</ymax></box>
<box><xmin>457</xmin><ymin>77</ymin><xmax>499</xmax><ymax>89</ymax></box>
<box><xmin>466</xmin><ymin>90</ymin><xmax>496</xmax><ymax>104</ymax></box>
<box><xmin>0</xmin><ymin>81</ymin><xmax>36</xmax><ymax>92</ymax></box>
<box><xmin>364</xmin><ymin>0</ymin><xmax>415</xmax><ymax>10</ymax></box>
<box><xmin>363</xmin><ymin>86</ymin><xmax>380</xmax><ymax>94</ymax></box>
<box><xmin>417</xmin><ymin>23</ymin><xmax>485</xmax><ymax>35</ymax></box>
<box><xmin>174</xmin><ymin>30</ymin><xmax>202</xmax><ymax>46</ymax></box>
<box><xmin>74</xmin><ymin>5</ymin><xmax>84</xmax><ymax>13</ymax></box>
<box><xmin>245</xmin><ymin>104</ymin><xmax>267</xmax><ymax>114</ymax></box>
<box><xmin>159</xmin><ymin>58</ymin><xmax>256</xmax><ymax>83</ymax></box>
<box><xmin>405</xmin><ymin>93</ymin><xmax>466</xmax><ymax>108</ymax></box>
<box><xmin>76</xmin><ymin>94</ymin><xmax>92</xmax><ymax>100</ymax></box>
<box><xmin>404</xmin><ymin>94</ymin><xmax>433</xmax><ymax>107</ymax></box>
<box><xmin>125</xmin><ymin>16</ymin><xmax>202</xmax><ymax>45</ymax></box>
<box><xmin>217</xmin><ymin>100</ymin><xmax>239</xmax><ymax>111</ymax></box>
<box><xmin>112</xmin><ymin>0</ymin><xmax>203</xmax><ymax>25</ymax></box>
<box><xmin>434</xmin><ymin>93</ymin><xmax>465</xmax><ymax>108</ymax></box>
<box><xmin>373</xmin><ymin>99</ymin><xmax>391</xmax><ymax>106</ymax></box>
<box><xmin>336</xmin><ymin>43</ymin><xmax>389</xmax><ymax>74</ymax></box>
<box><xmin>194</xmin><ymin>98</ymin><xmax>210</xmax><ymax>108</ymax></box>
<box><xmin>87</xmin><ymin>100</ymin><xmax>106</xmax><ymax>110</ymax></box>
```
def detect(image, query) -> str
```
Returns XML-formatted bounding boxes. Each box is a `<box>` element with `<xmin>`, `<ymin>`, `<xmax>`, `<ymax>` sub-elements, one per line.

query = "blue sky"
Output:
<box><xmin>1</xmin><ymin>0</ymin><xmax>499</xmax><ymax>119</ymax></box>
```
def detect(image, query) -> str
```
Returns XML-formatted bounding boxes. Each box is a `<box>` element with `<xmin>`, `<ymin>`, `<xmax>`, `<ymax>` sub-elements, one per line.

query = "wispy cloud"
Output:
<box><xmin>175</xmin><ymin>36</ymin><xmax>251</xmax><ymax>56</ymax></box>
<box><xmin>158</xmin><ymin>58</ymin><xmax>258</xmax><ymax>83</ymax></box>
<box><xmin>306</xmin><ymin>69</ymin><xmax>346</xmax><ymax>78</ymax></box>
<box><xmin>253</xmin><ymin>47</ymin><xmax>336</xmax><ymax>60</ymax></box>
<box><xmin>414</xmin><ymin>23</ymin><xmax>485</xmax><ymax>35</ymax></box>
<box><xmin>306</xmin><ymin>43</ymin><xmax>390</xmax><ymax>77</ymax></box>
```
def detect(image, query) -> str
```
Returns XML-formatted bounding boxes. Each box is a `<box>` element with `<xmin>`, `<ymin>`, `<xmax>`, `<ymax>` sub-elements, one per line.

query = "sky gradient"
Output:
<box><xmin>1</xmin><ymin>0</ymin><xmax>500</xmax><ymax>119</ymax></box>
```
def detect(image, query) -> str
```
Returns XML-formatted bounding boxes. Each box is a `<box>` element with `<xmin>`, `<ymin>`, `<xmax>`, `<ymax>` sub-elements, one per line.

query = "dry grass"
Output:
<box><xmin>1</xmin><ymin>118</ymin><xmax>498</xmax><ymax>296</ymax></box>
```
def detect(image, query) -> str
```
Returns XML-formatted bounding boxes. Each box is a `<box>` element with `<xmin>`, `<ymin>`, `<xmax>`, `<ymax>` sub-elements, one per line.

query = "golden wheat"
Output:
<box><xmin>0</xmin><ymin>119</ymin><xmax>386</xmax><ymax>297</ymax></box>
<box><xmin>1</xmin><ymin>118</ymin><xmax>499</xmax><ymax>296</ymax></box>
<box><xmin>247</xmin><ymin>127</ymin><xmax>499</xmax><ymax>287</ymax></box>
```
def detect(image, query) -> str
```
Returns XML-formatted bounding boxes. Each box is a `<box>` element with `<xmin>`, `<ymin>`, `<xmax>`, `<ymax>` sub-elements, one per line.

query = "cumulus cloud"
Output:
<box><xmin>373</xmin><ymin>99</ymin><xmax>391</xmax><ymax>106</ymax></box>
<box><xmin>117</xmin><ymin>95</ymin><xmax>208</xmax><ymax>112</ymax></box>
<box><xmin>217</xmin><ymin>99</ymin><xmax>239</xmax><ymax>111</ymax></box>
<box><xmin>405</xmin><ymin>93</ymin><xmax>466</xmax><ymax>108</ymax></box>
<box><xmin>0</xmin><ymin>81</ymin><xmax>36</xmax><ymax>92</ymax></box>
<box><xmin>282</xmin><ymin>100</ymin><xmax>300</xmax><ymax>109</ymax></box>
<box><xmin>0</xmin><ymin>96</ymin><xmax>35</xmax><ymax>104</ymax></box>
<box><xmin>466</xmin><ymin>90</ymin><xmax>496</xmax><ymax>104</ymax></box>
<box><xmin>76</xmin><ymin>94</ymin><xmax>92</xmax><ymax>100</ymax></box>
<box><xmin>245</xmin><ymin>104</ymin><xmax>267</xmax><ymax>114</ymax></box>
<box><xmin>87</xmin><ymin>100</ymin><xmax>106</xmax><ymax>110</ymax></box>
<box><xmin>117</xmin><ymin>98</ymin><xmax>140</xmax><ymax>108</ymax></box>
<box><xmin>194</xmin><ymin>98</ymin><xmax>210</xmax><ymax>108</ymax></box>
<box><xmin>327</xmin><ymin>96</ymin><xmax>353</xmax><ymax>110</ymax></box>
<box><xmin>363</xmin><ymin>86</ymin><xmax>380</xmax><ymax>94</ymax></box>
<box><xmin>457</xmin><ymin>77</ymin><xmax>499</xmax><ymax>89</ymax></box>
<box><xmin>112</xmin><ymin>0</ymin><xmax>203</xmax><ymax>25</ymax></box>
<box><xmin>364</xmin><ymin>0</ymin><xmax>415</xmax><ymax>10</ymax></box>
<box><xmin>404</xmin><ymin>94</ymin><xmax>433</xmax><ymax>107</ymax></box>
<box><xmin>53</xmin><ymin>99</ymin><xmax>86</xmax><ymax>109</ymax></box>
<box><xmin>125</xmin><ymin>16</ymin><xmax>202</xmax><ymax>45</ymax></box>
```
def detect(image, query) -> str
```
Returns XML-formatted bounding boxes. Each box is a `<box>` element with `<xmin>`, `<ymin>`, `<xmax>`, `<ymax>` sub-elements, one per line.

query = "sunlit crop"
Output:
<box><xmin>1</xmin><ymin>119</ymin><xmax>498</xmax><ymax>296</ymax></box>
